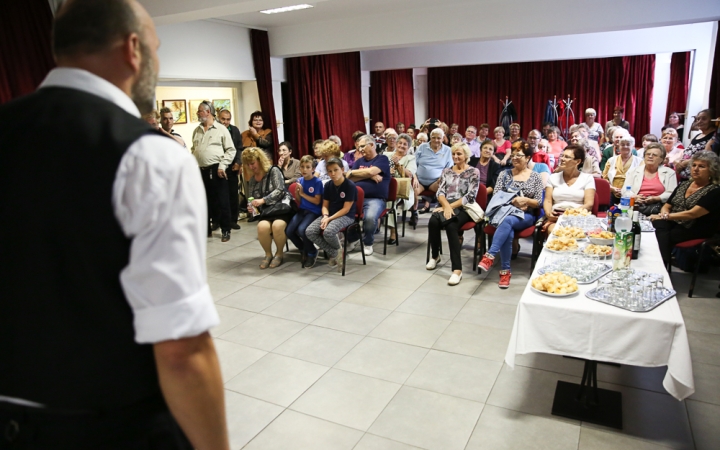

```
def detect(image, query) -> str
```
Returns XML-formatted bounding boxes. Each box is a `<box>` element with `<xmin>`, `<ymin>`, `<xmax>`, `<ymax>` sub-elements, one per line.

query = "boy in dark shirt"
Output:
<box><xmin>287</xmin><ymin>155</ymin><xmax>324</xmax><ymax>268</ymax></box>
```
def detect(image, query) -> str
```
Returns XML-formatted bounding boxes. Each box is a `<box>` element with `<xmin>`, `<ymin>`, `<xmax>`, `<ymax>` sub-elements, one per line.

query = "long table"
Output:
<box><xmin>504</xmin><ymin>219</ymin><xmax>694</xmax><ymax>426</ymax></box>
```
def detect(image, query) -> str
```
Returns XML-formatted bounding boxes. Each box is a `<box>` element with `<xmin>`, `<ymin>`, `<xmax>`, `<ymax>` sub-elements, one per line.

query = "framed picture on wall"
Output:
<box><xmin>188</xmin><ymin>99</ymin><xmax>205</xmax><ymax>123</ymax></box>
<box><xmin>212</xmin><ymin>99</ymin><xmax>231</xmax><ymax>115</ymax></box>
<box><xmin>161</xmin><ymin>99</ymin><xmax>187</xmax><ymax>124</ymax></box>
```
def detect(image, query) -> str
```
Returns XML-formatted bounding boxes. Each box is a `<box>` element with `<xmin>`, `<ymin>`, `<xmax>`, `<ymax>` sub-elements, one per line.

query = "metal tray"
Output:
<box><xmin>538</xmin><ymin>263</ymin><xmax>612</xmax><ymax>284</ymax></box>
<box><xmin>585</xmin><ymin>286</ymin><xmax>676</xmax><ymax>312</ymax></box>
<box><xmin>640</xmin><ymin>220</ymin><xmax>655</xmax><ymax>232</ymax></box>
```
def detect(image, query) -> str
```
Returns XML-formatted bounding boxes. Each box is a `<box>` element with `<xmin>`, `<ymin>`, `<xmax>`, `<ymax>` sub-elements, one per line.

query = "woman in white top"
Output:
<box><xmin>602</xmin><ymin>135</ymin><xmax>643</xmax><ymax>203</ymax></box>
<box><xmin>584</xmin><ymin>108</ymin><xmax>604</xmax><ymax>143</ymax></box>
<box><xmin>386</xmin><ymin>133</ymin><xmax>418</xmax><ymax>243</ymax></box>
<box><xmin>543</xmin><ymin>145</ymin><xmax>596</xmax><ymax>233</ymax></box>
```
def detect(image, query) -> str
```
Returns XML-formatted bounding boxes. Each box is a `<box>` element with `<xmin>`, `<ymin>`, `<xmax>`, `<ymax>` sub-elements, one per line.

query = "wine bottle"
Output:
<box><xmin>631</xmin><ymin>210</ymin><xmax>641</xmax><ymax>259</ymax></box>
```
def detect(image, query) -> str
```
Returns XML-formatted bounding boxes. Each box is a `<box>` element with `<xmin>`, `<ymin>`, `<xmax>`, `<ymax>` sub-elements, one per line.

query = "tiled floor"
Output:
<box><xmin>207</xmin><ymin>216</ymin><xmax>720</xmax><ymax>450</ymax></box>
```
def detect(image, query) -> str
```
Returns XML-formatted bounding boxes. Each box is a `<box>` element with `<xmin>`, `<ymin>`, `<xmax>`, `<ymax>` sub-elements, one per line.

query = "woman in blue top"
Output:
<box><xmin>287</xmin><ymin>155</ymin><xmax>324</xmax><ymax>268</ymax></box>
<box><xmin>306</xmin><ymin>158</ymin><xmax>357</xmax><ymax>272</ymax></box>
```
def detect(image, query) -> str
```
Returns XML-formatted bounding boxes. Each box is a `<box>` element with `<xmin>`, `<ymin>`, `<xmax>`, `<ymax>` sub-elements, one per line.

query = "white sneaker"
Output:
<box><xmin>426</xmin><ymin>256</ymin><xmax>441</xmax><ymax>270</ymax></box>
<box><xmin>347</xmin><ymin>240</ymin><xmax>358</xmax><ymax>253</ymax></box>
<box><xmin>238</xmin><ymin>212</ymin><xmax>248</xmax><ymax>220</ymax></box>
<box><xmin>363</xmin><ymin>245</ymin><xmax>374</xmax><ymax>256</ymax></box>
<box><xmin>448</xmin><ymin>272</ymin><xmax>463</xmax><ymax>286</ymax></box>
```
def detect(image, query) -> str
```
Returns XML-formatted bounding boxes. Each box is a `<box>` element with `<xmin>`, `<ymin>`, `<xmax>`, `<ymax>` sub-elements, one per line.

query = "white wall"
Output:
<box><xmin>156</xmin><ymin>20</ymin><xmax>255</xmax><ymax>81</ymax></box>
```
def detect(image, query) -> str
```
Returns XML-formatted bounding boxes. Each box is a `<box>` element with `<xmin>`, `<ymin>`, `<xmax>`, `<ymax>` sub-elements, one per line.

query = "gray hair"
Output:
<box><xmin>328</xmin><ymin>135</ymin><xmax>342</xmax><ymax>146</ymax></box>
<box><xmin>645</xmin><ymin>142</ymin><xmax>667</xmax><ymax>160</ymax></box>
<box><xmin>585</xmin><ymin>108</ymin><xmax>597</xmax><ymax>116</ymax></box>
<box><xmin>430</xmin><ymin>128</ymin><xmax>445</xmax><ymax>138</ymax></box>
<box><xmin>690</xmin><ymin>151</ymin><xmax>720</xmax><ymax>184</ymax></box>
<box><xmin>576</xmin><ymin>123</ymin><xmax>590</xmax><ymax>133</ymax></box>
<box><xmin>451</xmin><ymin>133</ymin><xmax>463</xmax><ymax>141</ymax></box>
<box><xmin>416</xmin><ymin>132</ymin><xmax>428</xmax><ymax>142</ymax></box>
<box><xmin>398</xmin><ymin>133</ymin><xmax>413</xmax><ymax>147</ymax></box>
<box><xmin>199</xmin><ymin>101</ymin><xmax>216</xmax><ymax>116</ymax></box>
<box><xmin>360</xmin><ymin>135</ymin><xmax>376</xmax><ymax>147</ymax></box>
<box><xmin>619</xmin><ymin>136</ymin><xmax>636</xmax><ymax>147</ymax></box>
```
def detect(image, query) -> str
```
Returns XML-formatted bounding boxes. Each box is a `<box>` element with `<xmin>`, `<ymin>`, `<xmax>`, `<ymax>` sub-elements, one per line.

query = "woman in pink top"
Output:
<box><xmin>493</xmin><ymin>126</ymin><xmax>512</xmax><ymax>165</ymax></box>
<box><xmin>624</xmin><ymin>143</ymin><xmax>678</xmax><ymax>216</ymax></box>
<box><xmin>546</xmin><ymin>126</ymin><xmax>567</xmax><ymax>169</ymax></box>
<box><xmin>661</xmin><ymin>128</ymin><xmax>684</xmax><ymax>168</ymax></box>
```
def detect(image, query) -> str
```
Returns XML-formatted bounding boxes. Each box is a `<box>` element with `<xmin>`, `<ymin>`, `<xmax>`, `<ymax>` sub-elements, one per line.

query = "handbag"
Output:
<box><xmin>463</xmin><ymin>201</ymin><xmax>485</xmax><ymax>222</ymax></box>
<box><xmin>636</xmin><ymin>203</ymin><xmax>661</xmax><ymax>216</ymax></box>
<box><xmin>395</xmin><ymin>177</ymin><xmax>412</xmax><ymax>200</ymax></box>
<box><xmin>431</xmin><ymin>211</ymin><xmax>458</xmax><ymax>228</ymax></box>
<box><xmin>258</xmin><ymin>167</ymin><xmax>293</xmax><ymax>219</ymax></box>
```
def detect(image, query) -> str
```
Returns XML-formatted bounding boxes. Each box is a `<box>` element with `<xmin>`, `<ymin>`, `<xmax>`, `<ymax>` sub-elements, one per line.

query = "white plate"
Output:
<box><xmin>588</xmin><ymin>237</ymin><xmax>614</xmax><ymax>246</ymax></box>
<box><xmin>530</xmin><ymin>286</ymin><xmax>579</xmax><ymax>297</ymax></box>
<box><xmin>544</xmin><ymin>245</ymin><xmax>581</xmax><ymax>254</ymax></box>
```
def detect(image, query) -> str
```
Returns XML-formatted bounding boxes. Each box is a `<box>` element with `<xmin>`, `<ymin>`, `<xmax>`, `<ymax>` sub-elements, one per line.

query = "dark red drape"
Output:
<box><xmin>665</xmin><ymin>52</ymin><xmax>690</xmax><ymax>120</ymax></box>
<box><xmin>0</xmin><ymin>0</ymin><xmax>55</xmax><ymax>104</ymax></box>
<box><xmin>286</xmin><ymin>52</ymin><xmax>365</xmax><ymax>158</ymax></box>
<box><xmin>428</xmin><ymin>55</ymin><xmax>655</xmax><ymax>140</ymax></box>
<box><xmin>370</xmin><ymin>69</ymin><xmax>415</xmax><ymax>130</ymax></box>
<box><xmin>250</xmin><ymin>29</ymin><xmax>279</xmax><ymax>161</ymax></box>
<box><xmin>709</xmin><ymin>21</ymin><xmax>720</xmax><ymax>115</ymax></box>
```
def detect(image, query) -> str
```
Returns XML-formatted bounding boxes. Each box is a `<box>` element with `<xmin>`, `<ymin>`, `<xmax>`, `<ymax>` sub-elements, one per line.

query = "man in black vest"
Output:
<box><xmin>0</xmin><ymin>1</ymin><xmax>230</xmax><ymax>448</ymax></box>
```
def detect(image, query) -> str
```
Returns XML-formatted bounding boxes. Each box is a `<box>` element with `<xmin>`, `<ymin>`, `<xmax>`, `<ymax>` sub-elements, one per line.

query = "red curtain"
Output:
<box><xmin>428</xmin><ymin>55</ymin><xmax>655</xmax><ymax>140</ymax></box>
<box><xmin>370</xmin><ymin>69</ymin><xmax>415</xmax><ymax>130</ymax></box>
<box><xmin>709</xmin><ymin>21</ymin><xmax>720</xmax><ymax>115</ymax></box>
<box><xmin>250</xmin><ymin>29</ymin><xmax>279</xmax><ymax>161</ymax></box>
<box><xmin>286</xmin><ymin>52</ymin><xmax>365</xmax><ymax>158</ymax></box>
<box><xmin>0</xmin><ymin>0</ymin><xmax>55</xmax><ymax>104</ymax></box>
<box><xmin>665</xmin><ymin>52</ymin><xmax>690</xmax><ymax>120</ymax></box>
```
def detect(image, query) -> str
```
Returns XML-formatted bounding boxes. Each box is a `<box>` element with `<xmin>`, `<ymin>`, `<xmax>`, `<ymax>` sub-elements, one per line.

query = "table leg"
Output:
<box><xmin>551</xmin><ymin>360</ymin><xmax>623</xmax><ymax>429</ymax></box>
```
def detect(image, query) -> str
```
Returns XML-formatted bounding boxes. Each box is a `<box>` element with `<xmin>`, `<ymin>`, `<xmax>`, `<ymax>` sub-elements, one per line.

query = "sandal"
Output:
<box><xmin>269</xmin><ymin>255</ymin><xmax>284</xmax><ymax>268</ymax></box>
<box><xmin>259</xmin><ymin>256</ymin><xmax>272</xmax><ymax>269</ymax></box>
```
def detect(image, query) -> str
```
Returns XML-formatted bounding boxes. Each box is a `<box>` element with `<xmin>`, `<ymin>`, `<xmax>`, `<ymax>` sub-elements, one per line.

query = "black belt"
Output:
<box><xmin>200</xmin><ymin>164</ymin><xmax>219</xmax><ymax>170</ymax></box>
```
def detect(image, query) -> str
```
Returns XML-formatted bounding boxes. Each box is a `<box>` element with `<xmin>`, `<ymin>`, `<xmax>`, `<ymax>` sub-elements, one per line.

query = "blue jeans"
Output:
<box><xmin>286</xmin><ymin>209</ymin><xmax>320</xmax><ymax>256</ymax></box>
<box><xmin>348</xmin><ymin>197</ymin><xmax>385</xmax><ymax>246</ymax></box>
<box><xmin>488</xmin><ymin>212</ymin><xmax>534</xmax><ymax>270</ymax></box>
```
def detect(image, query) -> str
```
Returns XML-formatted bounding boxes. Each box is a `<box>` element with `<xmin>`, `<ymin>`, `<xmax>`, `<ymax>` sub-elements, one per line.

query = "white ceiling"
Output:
<box><xmin>139</xmin><ymin>0</ymin><xmax>720</xmax><ymax>57</ymax></box>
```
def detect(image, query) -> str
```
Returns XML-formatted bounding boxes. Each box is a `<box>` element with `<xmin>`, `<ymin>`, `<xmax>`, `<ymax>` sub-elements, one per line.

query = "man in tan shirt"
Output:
<box><xmin>192</xmin><ymin>101</ymin><xmax>236</xmax><ymax>241</ymax></box>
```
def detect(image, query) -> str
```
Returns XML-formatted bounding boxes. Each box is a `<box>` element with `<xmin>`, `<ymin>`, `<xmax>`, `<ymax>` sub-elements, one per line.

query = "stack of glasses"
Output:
<box><xmin>587</xmin><ymin>268</ymin><xmax>675</xmax><ymax>312</ymax></box>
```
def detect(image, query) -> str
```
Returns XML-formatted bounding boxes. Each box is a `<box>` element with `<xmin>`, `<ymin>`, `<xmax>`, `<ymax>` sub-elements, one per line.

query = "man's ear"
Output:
<box><xmin>122</xmin><ymin>33</ymin><xmax>142</xmax><ymax>74</ymax></box>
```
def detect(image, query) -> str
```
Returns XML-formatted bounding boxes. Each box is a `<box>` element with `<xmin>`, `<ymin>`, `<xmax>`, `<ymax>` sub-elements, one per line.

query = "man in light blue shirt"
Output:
<box><xmin>413</xmin><ymin>128</ymin><xmax>452</xmax><ymax>213</ymax></box>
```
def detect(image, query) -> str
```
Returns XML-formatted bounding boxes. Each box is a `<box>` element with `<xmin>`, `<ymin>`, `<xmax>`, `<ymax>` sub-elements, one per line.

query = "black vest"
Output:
<box><xmin>0</xmin><ymin>87</ymin><xmax>163</xmax><ymax>410</ymax></box>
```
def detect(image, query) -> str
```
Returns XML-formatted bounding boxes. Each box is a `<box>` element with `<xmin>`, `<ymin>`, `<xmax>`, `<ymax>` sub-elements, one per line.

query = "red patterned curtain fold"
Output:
<box><xmin>0</xmin><ymin>0</ymin><xmax>55</xmax><ymax>104</ymax></box>
<box><xmin>370</xmin><ymin>69</ymin><xmax>415</xmax><ymax>130</ymax></box>
<box><xmin>250</xmin><ymin>29</ymin><xmax>279</xmax><ymax>161</ymax></box>
<box><xmin>286</xmin><ymin>52</ymin><xmax>365</xmax><ymax>158</ymax></box>
<box><xmin>428</xmin><ymin>55</ymin><xmax>655</xmax><ymax>140</ymax></box>
<box><xmin>665</xmin><ymin>52</ymin><xmax>691</xmax><ymax>121</ymax></box>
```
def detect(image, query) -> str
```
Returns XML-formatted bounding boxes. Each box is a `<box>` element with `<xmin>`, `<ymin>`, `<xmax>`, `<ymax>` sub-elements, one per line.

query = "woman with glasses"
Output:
<box><xmin>660</xmin><ymin>128</ymin><xmax>684</xmax><ymax>168</ymax></box>
<box><xmin>542</xmin><ymin>145</ymin><xmax>596</xmax><ymax>233</ymax></box>
<box><xmin>602</xmin><ymin>135</ymin><xmax>643</xmax><ymax>203</ymax></box>
<box><xmin>624</xmin><ymin>143</ymin><xmax>677</xmax><ymax>216</ymax></box>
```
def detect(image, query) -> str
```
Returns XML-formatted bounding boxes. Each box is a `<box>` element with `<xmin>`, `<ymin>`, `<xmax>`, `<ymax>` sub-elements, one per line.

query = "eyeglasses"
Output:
<box><xmin>645</xmin><ymin>153</ymin><xmax>661</xmax><ymax>158</ymax></box>
<box><xmin>511</xmin><ymin>154</ymin><xmax>527</xmax><ymax>159</ymax></box>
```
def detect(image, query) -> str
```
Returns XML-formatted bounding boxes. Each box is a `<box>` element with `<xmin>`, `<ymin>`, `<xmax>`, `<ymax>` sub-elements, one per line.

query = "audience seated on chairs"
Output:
<box><xmin>346</xmin><ymin>135</ymin><xmax>391</xmax><ymax>256</ymax></box>
<box><xmin>425</xmin><ymin>143</ymin><xmax>480</xmax><ymax>286</ymax></box>
<box><xmin>602</xmin><ymin>135</ymin><xmax>643</xmax><ymax>204</ymax></box>
<box><xmin>243</xmin><ymin>147</ymin><xmax>295</xmax><ymax>269</ymax></box>
<box><xmin>546</xmin><ymin>126</ymin><xmax>567</xmax><ymax>167</ymax></box>
<box><xmin>382</xmin><ymin>128</ymin><xmax>398</xmax><ymax>155</ymax></box>
<box><xmin>287</xmin><ymin>155</ymin><xmax>324</xmax><ymax>268</ymax></box>
<box><xmin>675</xmin><ymin>109</ymin><xmax>717</xmax><ymax>182</ymax></box>
<box><xmin>661</xmin><ymin>128</ymin><xmax>684</xmax><ymax>168</ymax></box>
<box><xmin>315</xmin><ymin>140</ymin><xmax>350</xmax><ymax>185</ymax></box>
<box><xmin>542</xmin><ymin>145</ymin><xmax>597</xmax><ymax>233</ymax></box>
<box><xmin>478</xmin><ymin>141</ymin><xmax>544</xmax><ymax>289</ymax></box>
<box><xmin>568</xmin><ymin>133</ymin><xmax>602</xmax><ymax>177</ymax></box>
<box><xmin>624</xmin><ymin>143</ymin><xmax>677</xmax><ymax>217</ymax></box>
<box><xmin>277</xmin><ymin>141</ymin><xmax>301</xmax><ymax>186</ymax></box>
<box><xmin>306</xmin><ymin>157</ymin><xmax>357</xmax><ymax>273</ymax></box>
<box><xmin>413</xmin><ymin>127</ymin><xmax>452</xmax><ymax>215</ymax></box>
<box><xmin>387</xmin><ymin>133</ymin><xmax>418</xmax><ymax>243</ymax></box>
<box><xmin>475</xmin><ymin>139</ymin><xmax>503</xmax><ymax>197</ymax></box>
<box><xmin>650</xmin><ymin>151</ymin><xmax>720</xmax><ymax>267</ymax></box>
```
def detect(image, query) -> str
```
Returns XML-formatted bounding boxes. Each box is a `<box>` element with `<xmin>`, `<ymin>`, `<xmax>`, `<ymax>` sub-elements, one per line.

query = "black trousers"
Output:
<box><xmin>227</xmin><ymin>168</ymin><xmax>240</xmax><ymax>223</ymax></box>
<box><xmin>654</xmin><ymin>219</ymin><xmax>712</xmax><ymax>265</ymax></box>
<box><xmin>0</xmin><ymin>397</ymin><xmax>192</xmax><ymax>449</ymax></box>
<box><xmin>428</xmin><ymin>209</ymin><xmax>473</xmax><ymax>271</ymax></box>
<box><xmin>200</xmin><ymin>164</ymin><xmax>231</xmax><ymax>233</ymax></box>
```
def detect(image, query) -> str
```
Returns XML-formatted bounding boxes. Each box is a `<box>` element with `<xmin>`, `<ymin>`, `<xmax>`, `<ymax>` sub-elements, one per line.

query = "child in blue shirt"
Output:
<box><xmin>287</xmin><ymin>155</ymin><xmax>324</xmax><ymax>267</ymax></box>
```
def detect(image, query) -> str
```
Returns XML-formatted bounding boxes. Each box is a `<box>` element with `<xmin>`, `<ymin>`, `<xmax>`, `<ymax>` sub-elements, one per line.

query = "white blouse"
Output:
<box><xmin>548</xmin><ymin>172</ymin><xmax>596</xmax><ymax>211</ymax></box>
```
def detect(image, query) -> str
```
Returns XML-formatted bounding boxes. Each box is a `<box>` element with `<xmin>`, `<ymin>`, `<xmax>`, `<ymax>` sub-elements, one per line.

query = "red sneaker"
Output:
<box><xmin>499</xmin><ymin>270</ymin><xmax>511</xmax><ymax>289</ymax></box>
<box><xmin>478</xmin><ymin>253</ymin><xmax>495</xmax><ymax>272</ymax></box>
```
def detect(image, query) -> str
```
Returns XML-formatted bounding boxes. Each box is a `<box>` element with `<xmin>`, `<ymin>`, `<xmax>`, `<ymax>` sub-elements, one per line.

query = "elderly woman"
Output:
<box><xmin>478</xmin><ymin>142</ymin><xmax>544</xmax><ymax>288</ymax></box>
<box><xmin>414</xmin><ymin>132</ymin><xmax>428</xmax><ymax>149</ymax></box>
<box><xmin>382</xmin><ymin>128</ymin><xmax>398</xmax><ymax>155</ymax></box>
<box><xmin>387</xmin><ymin>133</ymin><xmax>418</xmax><ymax>242</ymax></box>
<box><xmin>277</xmin><ymin>141</ymin><xmax>301</xmax><ymax>186</ymax></box>
<box><xmin>509</xmin><ymin>123</ymin><xmax>522</xmax><ymax>143</ymax></box>
<box><xmin>599</xmin><ymin>126</ymin><xmax>618</xmax><ymax>169</ymax></box>
<box><xmin>651</xmin><ymin>151</ymin><xmax>720</xmax><ymax>265</ymax></box>
<box><xmin>243</xmin><ymin>148</ymin><xmax>294</xmax><ymax>269</ymax></box>
<box><xmin>315</xmin><ymin>140</ymin><xmax>350</xmax><ymax>184</ymax></box>
<box><xmin>241</xmin><ymin>111</ymin><xmax>273</xmax><ymax>161</ymax></box>
<box><xmin>450</xmin><ymin>133</ymin><xmax>463</xmax><ymax>146</ymax></box>
<box><xmin>675</xmin><ymin>109</ymin><xmax>717</xmax><ymax>181</ymax></box>
<box><xmin>602</xmin><ymin>135</ymin><xmax>643</xmax><ymax>203</ymax></box>
<box><xmin>624</xmin><ymin>143</ymin><xmax>678</xmax><ymax>216</ymax></box>
<box><xmin>661</xmin><ymin>128</ymin><xmax>685</xmax><ymax>167</ymax></box>
<box><xmin>543</xmin><ymin>145</ymin><xmax>596</xmax><ymax>233</ymax></box>
<box><xmin>568</xmin><ymin>132</ymin><xmax>602</xmax><ymax>177</ymax></box>
<box><xmin>584</xmin><ymin>108</ymin><xmax>604</xmax><ymax>143</ymax></box>
<box><xmin>476</xmin><ymin>139</ymin><xmax>502</xmax><ymax>196</ymax></box>
<box><xmin>493</xmin><ymin>126</ymin><xmax>512</xmax><ymax>165</ymax></box>
<box><xmin>546</xmin><ymin>126</ymin><xmax>567</xmax><ymax>167</ymax></box>
<box><xmin>425</xmin><ymin>143</ymin><xmax>479</xmax><ymax>286</ymax></box>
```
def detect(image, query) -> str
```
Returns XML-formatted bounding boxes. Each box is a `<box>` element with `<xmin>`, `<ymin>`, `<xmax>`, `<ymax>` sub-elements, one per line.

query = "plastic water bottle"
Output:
<box><xmin>619</xmin><ymin>186</ymin><xmax>633</xmax><ymax>217</ymax></box>
<box><xmin>615</xmin><ymin>212</ymin><xmax>632</xmax><ymax>233</ymax></box>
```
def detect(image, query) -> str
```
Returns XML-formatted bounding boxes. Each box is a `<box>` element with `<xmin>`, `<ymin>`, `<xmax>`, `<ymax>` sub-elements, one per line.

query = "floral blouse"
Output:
<box><xmin>495</xmin><ymin>170</ymin><xmax>544</xmax><ymax>203</ymax></box>
<box><xmin>436</xmin><ymin>166</ymin><xmax>480</xmax><ymax>205</ymax></box>
<box><xmin>248</xmin><ymin>166</ymin><xmax>289</xmax><ymax>206</ymax></box>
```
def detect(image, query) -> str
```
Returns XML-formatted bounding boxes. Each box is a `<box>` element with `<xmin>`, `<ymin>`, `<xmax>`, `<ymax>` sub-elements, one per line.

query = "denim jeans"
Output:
<box><xmin>286</xmin><ymin>209</ymin><xmax>320</xmax><ymax>256</ymax></box>
<box><xmin>487</xmin><ymin>212</ymin><xmax>535</xmax><ymax>270</ymax></box>
<box><xmin>348</xmin><ymin>197</ymin><xmax>385</xmax><ymax>246</ymax></box>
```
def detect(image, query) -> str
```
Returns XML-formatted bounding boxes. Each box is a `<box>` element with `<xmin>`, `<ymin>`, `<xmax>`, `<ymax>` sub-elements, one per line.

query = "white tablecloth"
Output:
<box><xmin>504</xmin><ymin>221</ymin><xmax>695</xmax><ymax>400</ymax></box>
